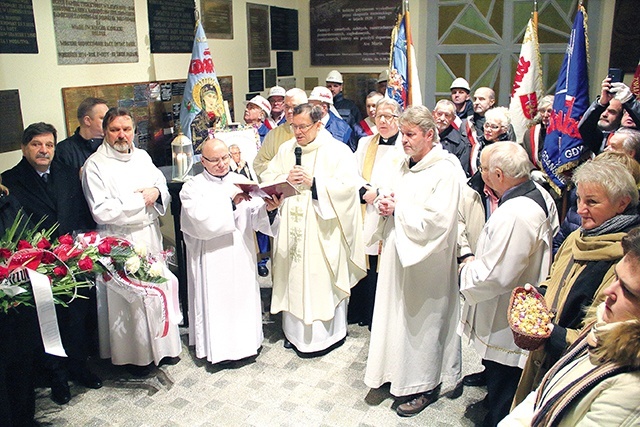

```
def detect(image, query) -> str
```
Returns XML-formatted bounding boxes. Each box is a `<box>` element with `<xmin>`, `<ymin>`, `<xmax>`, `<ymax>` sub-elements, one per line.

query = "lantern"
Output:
<box><xmin>171</xmin><ymin>133</ymin><xmax>194</xmax><ymax>181</ymax></box>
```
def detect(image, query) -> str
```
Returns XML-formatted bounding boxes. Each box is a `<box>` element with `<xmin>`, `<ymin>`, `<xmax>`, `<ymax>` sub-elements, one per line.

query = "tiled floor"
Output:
<box><xmin>34</xmin><ymin>290</ymin><xmax>489</xmax><ymax>426</ymax></box>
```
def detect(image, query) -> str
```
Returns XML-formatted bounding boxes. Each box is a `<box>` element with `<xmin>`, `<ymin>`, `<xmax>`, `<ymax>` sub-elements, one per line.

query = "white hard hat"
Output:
<box><xmin>244</xmin><ymin>95</ymin><xmax>271</xmax><ymax>115</ymax></box>
<box><xmin>325</xmin><ymin>70</ymin><xmax>343</xmax><ymax>84</ymax></box>
<box><xmin>308</xmin><ymin>86</ymin><xmax>334</xmax><ymax>105</ymax></box>
<box><xmin>267</xmin><ymin>86</ymin><xmax>286</xmax><ymax>99</ymax></box>
<box><xmin>450</xmin><ymin>77</ymin><xmax>470</xmax><ymax>92</ymax></box>
<box><xmin>377</xmin><ymin>69</ymin><xmax>389</xmax><ymax>83</ymax></box>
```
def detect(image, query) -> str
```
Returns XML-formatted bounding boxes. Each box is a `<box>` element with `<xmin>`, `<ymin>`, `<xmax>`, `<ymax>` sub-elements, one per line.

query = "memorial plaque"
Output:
<box><xmin>246</xmin><ymin>3</ymin><xmax>270</xmax><ymax>68</ymax></box>
<box><xmin>0</xmin><ymin>90</ymin><xmax>24</xmax><ymax>153</ymax></box>
<box><xmin>270</xmin><ymin>6</ymin><xmax>298</xmax><ymax>51</ymax></box>
<box><xmin>248</xmin><ymin>69</ymin><xmax>264</xmax><ymax>93</ymax></box>
<box><xmin>52</xmin><ymin>0</ymin><xmax>139</xmax><ymax>64</ymax></box>
<box><xmin>0</xmin><ymin>0</ymin><xmax>38</xmax><ymax>54</ymax></box>
<box><xmin>202</xmin><ymin>0</ymin><xmax>233</xmax><ymax>39</ymax></box>
<box><xmin>148</xmin><ymin>0</ymin><xmax>195</xmax><ymax>53</ymax></box>
<box><xmin>276</xmin><ymin>52</ymin><xmax>293</xmax><ymax>77</ymax></box>
<box><xmin>310</xmin><ymin>0</ymin><xmax>399</xmax><ymax>66</ymax></box>
<box><xmin>265</xmin><ymin>68</ymin><xmax>277</xmax><ymax>88</ymax></box>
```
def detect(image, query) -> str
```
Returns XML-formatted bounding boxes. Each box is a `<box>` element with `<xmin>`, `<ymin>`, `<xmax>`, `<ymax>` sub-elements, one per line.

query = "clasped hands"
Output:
<box><xmin>376</xmin><ymin>192</ymin><xmax>395</xmax><ymax>217</ymax></box>
<box><xmin>287</xmin><ymin>166</ymin><xmax>313</xmax><ymax>189</ymax></box>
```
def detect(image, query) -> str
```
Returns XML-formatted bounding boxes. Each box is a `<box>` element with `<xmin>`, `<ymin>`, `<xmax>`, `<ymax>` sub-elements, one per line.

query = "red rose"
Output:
<box><xmin>41</xmin><ymin>251</ymin><xmax>56</xmax><ymax>264</ymax></box>
<box><xmin>58</xmin><ymin>234</ymin><xmax>74</xmax><ymax>245</ymax></box>
<box><xmin>53</xmin><ymin>265</ymin><xmax>67</xmax><ymax>277</ymax></box>
<box><xmin>37</xmin><ymin>238</ymin><xmax>51</xmax><ymax>250</ymax></box>
<box><xmin>17</xmin><ymin>240</ymin><xmax>32</xmax><ymax>250</ymax></box>
<box><xmin>78</xmin><ymin>256</ymin><xmax>93</xmax><ymax>271</ymax></box>
<box><xmin>0</xmin><ymin>266</ymin><xmax>8</xmax><ymax>280</ymax></box>
<box><xmin>53</xmin><ymin>244</ymin><xmax>72</xmax><ymax>262</ymax></box>
<box><xmin>98</xmin><ymin>240</ymin><xmax>112</xmax><ymax>255</ymax></box>
<box><xmin>0</xmin><ymin>248</ymin><xmax>11</xmax><ymax>259</ymax></box>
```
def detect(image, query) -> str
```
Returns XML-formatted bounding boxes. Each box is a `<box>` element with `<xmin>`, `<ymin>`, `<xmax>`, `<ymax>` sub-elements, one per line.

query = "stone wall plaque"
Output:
<box><xmin>270</xmin><ymin>6</ymin><xmax>298</xmax><ymax>51</ymax></box>
<box><xmin>148</xmin><ymin>0</ymin><xmax>195</xmax><ymax>53</ymax></box>
<box><xmin>202</xmin><ymin>0</ymin><xmax>233</xmax><ymax>39</ymax></box>
<box><xmin>247</xmin><ymin>3</ymin><xmax>270</xmax><ymax>68</ymax></box>
<box><xmin>0</xmin><ymin>0</ymin><xmax>38</xmax><ymax>54</ymax></box>
<box><xmin>0</xmin><ymin>90</ymin><xmax>24</xmax><ymax>153</ymax></box>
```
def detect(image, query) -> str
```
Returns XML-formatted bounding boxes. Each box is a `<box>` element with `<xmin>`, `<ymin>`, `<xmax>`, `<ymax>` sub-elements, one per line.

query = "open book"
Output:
<box><xmin>234</xmin><ymin>180</ymin><xmax>299</xmax><ymax>200</ymax></box>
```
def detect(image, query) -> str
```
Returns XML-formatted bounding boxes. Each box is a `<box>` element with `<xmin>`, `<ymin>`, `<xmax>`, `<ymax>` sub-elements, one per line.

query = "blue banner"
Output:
<box><xmin>541</xmin><ymin>6</ymin><xmax>589</xmax><ymax>191</ymax></box>
<box><xmin>387</xmin><ymin>14</ymin><xmax>408</xmax><ymax>109</ymax></box>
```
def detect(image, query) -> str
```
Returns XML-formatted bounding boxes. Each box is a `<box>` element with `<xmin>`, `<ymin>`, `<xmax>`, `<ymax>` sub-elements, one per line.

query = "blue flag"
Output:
<box><xmin>180</xmin><ymin>21</ymin><xmax>226</xmax><ymax>152</ymax></box>
<box><xmin>387</xmin><ymin>11</ymin><xmax>422</xmax><ymax>109</ymax></box>
<box><xmin>541</xmin><ymin>6</ymin><xmax>589</xmax><ymax>192</ymax></box>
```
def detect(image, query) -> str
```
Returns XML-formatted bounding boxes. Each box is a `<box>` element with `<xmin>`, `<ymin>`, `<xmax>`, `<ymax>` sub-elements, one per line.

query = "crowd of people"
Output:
<box><xmin>3</xmin><ymin>70</ymin><xmax>640</xmax><ymax>426</ymax></box>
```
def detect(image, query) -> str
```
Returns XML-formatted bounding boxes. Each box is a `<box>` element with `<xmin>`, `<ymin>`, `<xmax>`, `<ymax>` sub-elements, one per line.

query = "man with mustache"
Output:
<box><xmin>82</xmin><ymin>107</ymin><xmax>182</xmax><ymax>375</ymax></box>
<box><xmin>2</xmin><ymin>122</ymin><xmax>98</xmax><ymax>405</ymax></box>
<box><xmin>434</xmin><ymin>99</ymin><xmax>472</xmax><ymax>177</ymax></box>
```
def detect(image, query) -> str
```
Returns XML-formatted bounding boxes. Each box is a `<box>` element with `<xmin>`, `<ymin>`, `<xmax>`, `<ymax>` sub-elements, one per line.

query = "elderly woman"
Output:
<box><xmin>471</xmin><ymin>106</ymin><xmax>511</xmax><ymax>173</ymax></box>
<box><xmin>513</xmin><ymin>158</ymin><xmax>640</xmax><ymax>406</ymax></box>
<box><xmin>503</xmin><ymin>227</ymin><xmax>640</xmax><ymax>426</ymax></box>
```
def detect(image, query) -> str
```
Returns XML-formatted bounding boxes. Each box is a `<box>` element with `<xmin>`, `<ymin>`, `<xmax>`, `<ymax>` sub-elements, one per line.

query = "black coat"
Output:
<box><xmin>2</xmin><ymin>157</ymin><xmax>95</xmax><ymax>237</ymax></box>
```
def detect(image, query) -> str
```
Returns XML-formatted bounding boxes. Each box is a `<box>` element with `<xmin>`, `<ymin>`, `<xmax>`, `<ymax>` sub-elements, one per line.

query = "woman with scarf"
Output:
<box><xmin>512</xmin><ymin>157</ymin><xmax>640</xmax><ymax>406</ymax></box>
<box><xmin>502</xmin><ymin>227</ymin><xmax>640</xmax><ymax>426</ymax></box>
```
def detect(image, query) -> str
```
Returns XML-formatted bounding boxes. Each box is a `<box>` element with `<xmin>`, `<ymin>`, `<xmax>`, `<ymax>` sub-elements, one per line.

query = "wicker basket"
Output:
<box><xmin>508</xmin><ymin>286</ymin><xmax>552</xmax><ymax>351</ymax></box>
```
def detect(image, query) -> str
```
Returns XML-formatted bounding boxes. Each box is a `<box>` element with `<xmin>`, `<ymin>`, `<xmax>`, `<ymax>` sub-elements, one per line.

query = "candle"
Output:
<box><xmin>176</xmin><ymin>152</ymin><xmax>186</xmax><ymax>179</ymax></box>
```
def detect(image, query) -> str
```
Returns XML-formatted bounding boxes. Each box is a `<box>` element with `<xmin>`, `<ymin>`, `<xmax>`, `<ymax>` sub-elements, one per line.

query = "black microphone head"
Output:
<box><xmin>294</xmin><ymin>147</ymin><xmax>302</xmax><ymax>166</ymax></box>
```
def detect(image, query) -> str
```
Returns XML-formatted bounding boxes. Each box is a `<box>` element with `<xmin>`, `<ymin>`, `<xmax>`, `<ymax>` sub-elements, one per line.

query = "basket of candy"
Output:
<box><xmin>508</xmin><ymin>286</ymin><xmax>553</xmax><ymax>351</ymax></box>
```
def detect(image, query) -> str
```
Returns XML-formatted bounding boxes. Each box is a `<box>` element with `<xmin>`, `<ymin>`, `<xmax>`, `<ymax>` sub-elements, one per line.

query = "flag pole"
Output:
<box><xmin>533</xmin><ymin>1</ymin><xmax>538</xmax><ymax>28</ymax></box>
<box><xmin>405</xmin><ymin>0</ymin><xmax>413</xmax><ymax>105</ymax></box>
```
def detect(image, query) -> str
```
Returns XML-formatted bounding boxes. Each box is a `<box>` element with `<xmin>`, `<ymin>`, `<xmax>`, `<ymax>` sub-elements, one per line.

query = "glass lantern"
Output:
<box><xmin>171</xmin><ymin>133</ymin><xmax>194</xmax><ymax>182</ymax></box>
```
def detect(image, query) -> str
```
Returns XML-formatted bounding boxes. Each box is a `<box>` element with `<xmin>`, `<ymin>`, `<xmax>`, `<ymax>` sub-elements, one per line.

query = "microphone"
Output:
<box><xmin>295</xmin><ymin>147</ymin><xmax>302</xmax><ymax>166</ymax></box>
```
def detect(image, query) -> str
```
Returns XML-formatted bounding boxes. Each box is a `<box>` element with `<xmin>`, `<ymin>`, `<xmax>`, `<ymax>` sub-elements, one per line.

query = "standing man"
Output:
<box><xmin>265</xmin><ymin>86</ymin><xmax>286</xmax><ymax>130</ymax></box>
<box><xmin>467</xmin><ymin>87</ymin><xmax>495</xmax><ymax>139</ymax></box>
<box><xmin>180</xmin><ymin>138</ymin><xmax>281</xmax><ymax>364</ymax></box>
<box><xmin>326</xmin><ymin>69</ymin><xmax>362</xmax><ymax>129</ymax></box>
<box><xmin>262</xmin><ymin>104</ymin><xmax>366</xmax><ymax>354</ymax></box>
<box><xmin>353</xmin><ymin>91</ymin><xmax>384</xmax><ymax>141</ymax></box>
<box><xmin>377</xmin><ymin>70</ymin><xmax>389</xmax><ymax>95</ymax></box>
<box><xmin>253</xmin><ymin>88</ymin><xmax>308</xmax><ymax>180</ymax></box>
<box><xmin>450</xmin><ymin>77</ymin><xmax>473</xmax><ymax>119</ymax></box>
<box><xmin>243</xmin><ymin>95</ymin><xmax>271</xmax><ymax>142</ymax></box>
<box><xmin>434</xmin><ymin>99</ymin><xmax>472</xmax><ymax>176</ymax></box>
<box><xmin>55</xmin><ymin>97</ymin><xmax>109</xmax><ymax>169</ymax></box>
<box><xmin>458</xmin><ymin>141</ymin><xmax>557</xmax><ymax>427</ymax></box>
<box><xmin>350</xmin><ymin>98</ymin><xmax>402</xmax><ymax>328</ymax></box>
<box><xmin>2</xmin><ymin>122</ymin><xmax>99</xmax><ymax>405</ymax></box>
<box><xmin>365</xmin><ymin>106</ymin><xmax>462</xmax><ymax>417</ymax></box>
<box><xmin>308</xmin><ymin>86</ymin><xmax>355</xmax><ymax>151</ymax></box>
<box><xmin>82</xmin><ymin>107</ymin><xmax>181</xmax><ymax>372</ymax></box>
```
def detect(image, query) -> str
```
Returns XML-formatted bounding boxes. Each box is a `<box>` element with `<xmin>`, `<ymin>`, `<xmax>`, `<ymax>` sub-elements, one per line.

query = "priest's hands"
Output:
<box><xmin>136</xmin><ymin>187</ymin><xmax>160</xmax><ymax>206</ymax></box>
<box><xmin>363</xmin><ymin>186</ymin><xmax>378</xmax><ymax>204</ymax></box>
<box><xmin>287</xmin><ymin>166</ymin><xmax>313</xmax><ymax>188</ymax></box>
<box><xmin>233</xmin><ymin>192</ymin><xmax>251</xmax><ymax>205</ymax></box>
<box><xmin>377</xmin><ymin>193</ymin><xmax>395</xmax><ymax>216</ymax></box>
<box><xmin>264</xmin><ymin>194</ymin><xmax>282</xmax><ymax>211</ymax></box>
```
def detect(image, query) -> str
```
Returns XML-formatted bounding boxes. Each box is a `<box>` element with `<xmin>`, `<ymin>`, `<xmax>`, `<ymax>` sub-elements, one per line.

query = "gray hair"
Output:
<box><xmin>484</xmin><ymin>141</ymin><xmax>531</xmax><ymax>179</ymax></box>
<box><xmin>367</xmin><ymin>91</ymin><xmax>384</xmax><ymax>101</ymax></box>
<box><xmin>573</xmin><ymin>159</ymin><xmax>639</xmax><ymax>208</ymax></box>
<box><xmin>434</xmin><ymin>99</ymin><xmax>456</xmax><ymax>116</ymax></box>
<box><xmin>398</xmin><ymin>105</ymin><xmax>440</xmax><ymax>144</ymax></box>
<box><xmin>375</xmin><ymin>98</ymin><xmax>402</xmax><ymax>116</ymax></box>
<box><xmin>293</xmin><ymin>103</ymin><xmax>323</xmax><ymax>123</ymax></box>
<box><xmin>484</xmin><ymin>106</ymin><xmax>511</xmax><ymax>127</ymax></box>
<box><xmin>615</xmin><ymin>127</ymin><xmax>640</xmax><ymax>163</ymax></box>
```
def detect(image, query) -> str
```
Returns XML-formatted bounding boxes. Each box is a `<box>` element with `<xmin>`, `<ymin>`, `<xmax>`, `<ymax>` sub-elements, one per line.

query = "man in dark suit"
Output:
<box><xmin>2</xmin><ymin>122</ymin><xmax>100</xmax><ymax>406</ymax></box>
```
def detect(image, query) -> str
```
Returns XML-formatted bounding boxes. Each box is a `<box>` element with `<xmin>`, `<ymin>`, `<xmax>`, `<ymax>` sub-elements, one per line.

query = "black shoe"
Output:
<box><xmin>396</xmin><ymin>383</ymin><xmax>441</xmax><ymax>417</ymax></box>
<box><xmin>463</xmin><ymin>371</ymin><xmax>487</xmax><ymax>387</ymax></box>
<box><xmin>50</xmin><ymin>379</ymin><xmax>71</xmax><ymax>405</ymax></box>
<box><xmin>257</xmin><ymin>264</ymin><xmax>269</xmax><ymax>277</ymax></box>
<box><xmin>126</xmin><ymin>364</ymin><xmax>153</xmax><ymax>377</ymax></box>
<box><xmin>283</xmin><ymin>338</ymin><xmax>293</xmax><ymax>349</ymax></box>
<box><xmin>70</xmin><ymin>369</ymin><xmax>102</xmax><ymax>389</ymax></box>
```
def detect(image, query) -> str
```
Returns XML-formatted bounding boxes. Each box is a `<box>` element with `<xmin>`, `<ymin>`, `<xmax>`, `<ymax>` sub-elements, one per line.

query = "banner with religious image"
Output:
<box><xmin>386</xmin><ymin>6</ymin><xmax>422</xmax><ymax>109</ymax></box>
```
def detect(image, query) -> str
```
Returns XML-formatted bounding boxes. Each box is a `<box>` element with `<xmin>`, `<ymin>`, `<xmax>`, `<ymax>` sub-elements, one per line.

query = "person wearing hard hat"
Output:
<box><xmin>243</xmin><ymin>95</ymin><xmax>271</xmax><ymax>142</ymax></box>
<box><xmin>377</xmin><ymin>70</ymin><xmax>389</xmax><ymax>95</ymax></box>
<box><xmin>450</xmin><ymin>77</ymin><xmax>474</xmax><ymax>119</ymax></box>
<box><xmin>326</xmin><ymin>70</ymin><xmax>362</xmax><ymax>130</ymax></box>
<box><xmin>308</xmin><ymin>86</ymin><xmax>355</xmax><ymax>151</ymax></box>
<box><xmin>265</xmin><ymin>86</ymin><xmax>286</xmax><ymax>131</ymax></box>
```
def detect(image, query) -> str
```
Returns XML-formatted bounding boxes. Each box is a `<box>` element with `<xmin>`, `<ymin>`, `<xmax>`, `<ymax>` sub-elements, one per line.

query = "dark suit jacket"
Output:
<box><xmin>2</xmin><ymin>157</ymin><xmax>95</xmax><ymax>237</ymax></box>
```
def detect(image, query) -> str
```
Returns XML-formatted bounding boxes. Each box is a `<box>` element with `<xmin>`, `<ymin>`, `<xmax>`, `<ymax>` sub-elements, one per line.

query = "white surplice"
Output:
<box><xmin>364</xmin><ymin>144</ymin><xmax>462</xmax><ymax>397</ymax></box>
<box><xmin>82</xmin><ymin>142</ymin><xmax>182</xmax><ymax>366</ymax></box>
<box><xmin>262</xmin><ymin>128</ymin><xmax>366</xmax><ymax>352</ymax></box>
<box><xmin>180</xmin><ymin>171</ymin><xmax>278</xmax><ymax>363</ymax></box>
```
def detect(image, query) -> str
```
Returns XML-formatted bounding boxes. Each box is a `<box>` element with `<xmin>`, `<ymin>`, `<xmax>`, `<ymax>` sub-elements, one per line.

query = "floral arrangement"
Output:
<box><xmin>0</xmin><ymin>211</ymin><xmax>169</xmax><ymax>314</ymax></box>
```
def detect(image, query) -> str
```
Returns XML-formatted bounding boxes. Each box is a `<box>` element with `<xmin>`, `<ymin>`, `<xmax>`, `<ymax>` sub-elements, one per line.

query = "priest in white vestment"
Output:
<box><xmin>364</xmin><ymin>106</ymin><xmax>462</xmax><ymax>417</ymax></box>
<box><xmin>262</xmin><ymin>103</ymin><xmax>366</xmax><ymax>354</ymax></box>
<box><xmin>180</xmin><ymin>138</ymin><xmax>281</xmax><ymax>364</ymax></box>
<box><xmin>82</xmin><ymin>107</ymin><xmax>182</xmax><ymax>368</ymax></box>
<box><xmin>351</xmin><ymin>98</ymin><xmax>403</xmax><ymax>328</ymax></box>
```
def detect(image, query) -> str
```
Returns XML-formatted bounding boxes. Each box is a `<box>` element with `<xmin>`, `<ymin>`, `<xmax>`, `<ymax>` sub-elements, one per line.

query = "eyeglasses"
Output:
<box><xmin>483</xmin><ymin>123</ymin><xmax>503</xmax><ymax>130</ymax></box>
<box><xmin>290</xmin><ymin>123</ymin><xmax>315</xmax><ymax>132</ymax></box>
<box><xmin>201</xmin><ymin>154</ymin><xmax>230</xmax><ymax>164</ymax></box>
<box><xmin>375</xmin><ymin>113</ymin><xmax>398</xmax><ymax>122</ymax></box>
